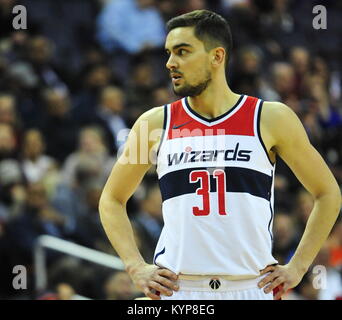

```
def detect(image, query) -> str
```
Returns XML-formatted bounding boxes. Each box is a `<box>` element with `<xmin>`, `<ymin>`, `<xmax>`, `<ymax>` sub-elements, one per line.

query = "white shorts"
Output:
<box><xmin>160</xmin><ymin>275</ymin><xmax>274</xmax><ymax>300</ymax></box>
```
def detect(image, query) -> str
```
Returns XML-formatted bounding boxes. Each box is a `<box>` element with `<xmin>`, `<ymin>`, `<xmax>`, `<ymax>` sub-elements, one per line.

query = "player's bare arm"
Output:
<box><xmin>257</xmin><ymin>101</ymin><xmax>341</xmax><ymax>299</ymax></box>
<box><xmin>98</xmin><ymin>106</ymin><xmax>179</xmax><ymax>300</ymax></box>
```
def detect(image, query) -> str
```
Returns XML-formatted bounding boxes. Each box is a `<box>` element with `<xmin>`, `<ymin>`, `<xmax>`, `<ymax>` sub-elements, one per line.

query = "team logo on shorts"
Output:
<box><xmin>209</xmin><ymin>278</ymin><xmax>221</xmax><ymax>290</ymax></box>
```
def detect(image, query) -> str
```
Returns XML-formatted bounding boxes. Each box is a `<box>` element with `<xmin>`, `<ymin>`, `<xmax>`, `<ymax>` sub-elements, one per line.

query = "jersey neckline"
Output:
<box><xmin>183</xmin><ymin>94</ymin><xmax>245</xmax><ymax>124</ymax></box>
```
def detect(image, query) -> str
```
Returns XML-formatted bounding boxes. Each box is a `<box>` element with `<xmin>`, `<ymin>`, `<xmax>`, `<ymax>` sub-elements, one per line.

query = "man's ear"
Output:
<box><xmin>211</xmin><ymin>47</ymin><xmax>225</xmax><ymax>67</ymax></box>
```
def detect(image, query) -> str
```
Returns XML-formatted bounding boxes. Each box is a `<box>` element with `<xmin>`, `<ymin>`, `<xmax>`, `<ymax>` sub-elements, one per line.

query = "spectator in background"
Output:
<box><xmin>156</xmin><ymin>0</ymin><xmax>179</xmax><ymax>22</ymax></box>
<box><xmin>283</xmin><ymin>94</ymin><xmax>302</xmax><ymax>115</ymax></box>
<box><xmin>289</xmin><ymin>46</ymin><xmax>310</xmax><ymax>99</ymax></box>
<box><xmin>72</xmin><ymin>63</ymin><xmax>113</xmax><ymax>123</ymax></box>
<box><xmin>307</xmin><ymin>79</ymin><xmax>342</xmax><ymax>130</ymax></box>
<box><xmin>103</xmin><ymin>271</ymin><xmax>139</xmax><ymax>300</ymax></box>
<box><xmin>270</xmin><ymin>62</ymin><xmax>296</xmax><ymax>101</ymax></box>
<box><xmin>20</xmin><ymin>129</ymin><xmax>59</xmax><ymax>191</ymax></box>
<box><xmin>52</xmin><ymin>129</ymin><xmax>114</xmax><ymax>236</ymax></box>
<box><xmin>6</xmin><ymin>181</ymin><xmax>67</xmax><ymax>265</ymax></box>
<box><xmin>91</xmin><ymin>85</ymin><xmax>129</xmax><ymax>153</ymax></box>
<box><xmin>72</xmin><ymin>45</ymin><xmax>109</xmax><ymax>93</ymax></box>
<box><xmin>0</xmin><ymin>123</ymin><xmax>18</xmax><ymax>161</ymax></box>
<box><xmin>0</xmin><ymin>94</ymin><xmax>22</xmax><ymax>133</ymax></box>
<box><xmin>9</xmin><ymin>36</ymin><xmax>69</xmax><ymax>94</ymax></box>
<box><xmin>0</xmin><ymin>159</ymin><xmax>26</xmax><ymax>222</ymax></box>
<box><xmin>126</xmin><ymin>62</ymin><xmax>157</xmax><ymax>124</ymax></box>
<box><xmin>97</xmin><ymin>0</ymin><xmax>166</xmax><ymax>81</ymax></box>
<box><xmin>61</xmin><ymin>126</ymin><xmax>114</xmax><ymax>187</ymax></box>
<box><xmin>300</xmin><ymin>102</ymin><xmax>324</xmax><ymax>150</ymax></box>
<box><xmin>97</xmin><ymin>0</ymin><xmax>165</xmax><ymax>53</ymax></box>
<box><xmin>230</xmin><ymin>46</ymin><xmax>263</xmax><ymax>97</ymax></box>
<box><xmin>39</xmin><ymin>88</ymin><xmax>79</xmax><ymax>164</ymax></box>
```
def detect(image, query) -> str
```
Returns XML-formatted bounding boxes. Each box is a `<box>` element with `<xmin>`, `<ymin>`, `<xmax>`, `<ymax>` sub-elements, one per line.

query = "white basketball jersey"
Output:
<box><xmin>155</xmin><ymin>95</ymin><xmax>278</xmax><ymax>276</ymax></box>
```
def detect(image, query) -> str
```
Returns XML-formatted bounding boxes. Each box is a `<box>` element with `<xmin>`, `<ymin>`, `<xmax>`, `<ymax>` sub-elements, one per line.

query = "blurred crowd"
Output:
<box><xmin>0</xmin><ymin>0</ymin><xmax>341</xmax><ymax>300</ymax></box>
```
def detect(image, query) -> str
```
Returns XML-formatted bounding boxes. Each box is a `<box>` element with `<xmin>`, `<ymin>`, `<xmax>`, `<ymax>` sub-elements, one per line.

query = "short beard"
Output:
<box><xmin>173</xmin><ymin>72</ymin><xmax>212</xmax><ymax>97</ymax></box>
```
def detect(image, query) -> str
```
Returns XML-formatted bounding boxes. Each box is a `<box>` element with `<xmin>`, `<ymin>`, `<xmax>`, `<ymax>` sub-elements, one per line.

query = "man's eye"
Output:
<box><xmin>178</xmin><ymin>49</ymin><xmax>187</xmax><ymax>55</ymax></box>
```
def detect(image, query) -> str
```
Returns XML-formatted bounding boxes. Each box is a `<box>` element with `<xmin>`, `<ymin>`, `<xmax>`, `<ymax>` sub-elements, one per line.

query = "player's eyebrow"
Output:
<box><xmin>165</xmin><ymin>43</ymin><xmax>194</xmax><ymax>52</ymax></box>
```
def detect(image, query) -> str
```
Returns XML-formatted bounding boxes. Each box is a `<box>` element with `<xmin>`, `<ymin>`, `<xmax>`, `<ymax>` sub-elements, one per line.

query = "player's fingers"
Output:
<box><xmin>258</xmin><ymin>271</ymin><xmax>278</xmax><ymax>288</ymax></box>
<box><xmin>149</xmin><ymin>280</ymin><xmax>173</xmax><ymax>297</ymax></box>
<box><xmin>259</xmin><ymin>265</ymin><xmax>276</xmax><ymax>275</ymax></box>
<box><xmin>263</xmin><ymin>276</ymin><xmax>284</xmax><ymax>294</ymax></box>
<box><xmin>154</xmin><ymin>275</ymin><xmax>179</xmax><ymax>291</ymax></box>
<box><xmin>143</xmin><ymin>287</ymin><xmax>161</xmax><ymax>300</ymax></box>
<box><xmin>157</xmin><ymin>268</ymin><xmax>178</xmax><ymax>280</ymax></box>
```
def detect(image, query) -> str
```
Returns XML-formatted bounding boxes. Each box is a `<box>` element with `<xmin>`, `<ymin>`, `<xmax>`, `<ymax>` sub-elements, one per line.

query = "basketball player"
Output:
<box><xmin>99</xmin><ymin>10</ymin><xmax>341</xmax><ymax>300</ymax></box>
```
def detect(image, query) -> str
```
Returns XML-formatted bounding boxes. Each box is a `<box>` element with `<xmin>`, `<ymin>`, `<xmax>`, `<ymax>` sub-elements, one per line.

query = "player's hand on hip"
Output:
<box><xmin>129</xmin><ymin>263</ymin><xmax>179</xmax><ymax>300</ymax></box>
<box><xmin>258</xmin><ymin>264</ymin><xmax>304</xmax><ymax>300</ymax></box>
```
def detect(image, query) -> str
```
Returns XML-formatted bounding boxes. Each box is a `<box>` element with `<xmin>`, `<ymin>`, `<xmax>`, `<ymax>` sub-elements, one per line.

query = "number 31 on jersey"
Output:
<box><xmin>189</xmin><ymin>169</ymin><xmax>228</xmax><ymax>216</ymax></box>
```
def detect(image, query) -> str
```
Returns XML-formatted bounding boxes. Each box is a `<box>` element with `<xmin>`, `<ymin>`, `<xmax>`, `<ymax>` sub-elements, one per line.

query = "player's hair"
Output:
<box><xmin>166</xmin><ymin>10</ymin><xmax>233</xmax><ymax>68</ymax></box>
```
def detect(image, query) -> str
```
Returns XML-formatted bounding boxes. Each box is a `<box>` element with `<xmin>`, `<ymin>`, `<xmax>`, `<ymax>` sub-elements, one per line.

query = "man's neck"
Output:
<box><xmin>187</xmin><ymin>80</ymin><xmax>241</xmax><ymax>119</ymax></box>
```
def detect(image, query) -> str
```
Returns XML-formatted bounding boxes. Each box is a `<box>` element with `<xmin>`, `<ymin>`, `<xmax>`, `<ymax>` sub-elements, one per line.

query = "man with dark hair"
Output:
<box><xmin>99</xmin><ymin>10</ymin><xmax>340</xmax><ymax>300</ymax></box>
<box><xmin>166</xmin><ymin>9</ymin><xmax>233</xmax><ymax>67</ymax></box>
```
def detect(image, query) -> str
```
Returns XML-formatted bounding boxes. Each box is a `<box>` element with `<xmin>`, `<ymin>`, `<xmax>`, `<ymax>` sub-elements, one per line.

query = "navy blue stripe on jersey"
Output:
<box><xmin>156</xmin><ymin>104</ymin><xmax>168</xmax><ymax>157</ymax></box>
<box><xmin>154</xmin><ymin>247</ymin><xmax>165</xmax><ymax>265</ymax></box>
<box><xmin>159</xmin><ymin>167</ymin><xmax>272</xmax><ymax>202</ymax></box>
<box><xmin>256</xmin><ymin>100</ymin><xmax>275</xmax><ymax>166</ymax></box>
<box><xmin>268</xmin><ymin>204</ymin><xmax>274</xmax><ymax>242</ymax></box>
<box><xmin>184</xmin><ymin>95</ymin><xmax>244</xmax><ymax>123</ymax></box>
<box><xmin>268</xmin><ymin>170</ymin><xmax>275</xmax><ymax>242</ymax></box>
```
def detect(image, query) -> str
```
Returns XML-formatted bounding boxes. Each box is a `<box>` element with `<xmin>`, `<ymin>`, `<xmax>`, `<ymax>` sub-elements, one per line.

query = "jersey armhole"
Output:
<box><xmin>255</xmin><ymin>99</ymin><xmax>275</xmax><ymax>167</ymax></box>
<box><xmin>156</xmin><ymin>104</ymin><xmax>170</xmax><ymax>157</ymax></box>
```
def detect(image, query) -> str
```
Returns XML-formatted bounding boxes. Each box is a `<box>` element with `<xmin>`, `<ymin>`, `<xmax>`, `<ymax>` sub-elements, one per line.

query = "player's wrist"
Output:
<box><xmin>287</xmin><ymin>259</ymin><xmax>309</xmax><ymax>275</ymax></box>
<box><xmin>125</xmin><ymin>260</ymin><xmax>147</xmax><ymax>276</ymax></box>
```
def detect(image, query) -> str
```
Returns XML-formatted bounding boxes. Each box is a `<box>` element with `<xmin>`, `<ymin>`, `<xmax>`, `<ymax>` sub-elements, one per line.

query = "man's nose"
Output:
<box><xmin>166</xmin><ymin>54</ymin><xmax>178</xmax><ymax>70</ymax></box>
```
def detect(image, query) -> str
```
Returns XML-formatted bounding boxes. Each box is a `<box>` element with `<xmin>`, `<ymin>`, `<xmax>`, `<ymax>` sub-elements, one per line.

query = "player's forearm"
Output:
<box><xmin>99</xmin><ymin>194</ymin><xmax>145</xmax><ymax>272</ymax></box>
<box><xmin>288</xmin><ymin>189</ymin><xmax>341</xmax><ymax>273</ymax></box>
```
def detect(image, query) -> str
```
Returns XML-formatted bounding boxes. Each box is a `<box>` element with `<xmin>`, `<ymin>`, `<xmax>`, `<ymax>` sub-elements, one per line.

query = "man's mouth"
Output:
<box><xmin>171</xmin><ymin>73</ymin><xmax>183</xmax><ymax>84</ymax></box>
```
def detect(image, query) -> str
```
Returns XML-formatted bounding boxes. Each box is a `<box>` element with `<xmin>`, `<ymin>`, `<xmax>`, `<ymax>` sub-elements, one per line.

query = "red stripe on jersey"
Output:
<box><xmin>167</xmin><ymin>96</ymin><xmax>258</xmax><ymax>140</ymax></box>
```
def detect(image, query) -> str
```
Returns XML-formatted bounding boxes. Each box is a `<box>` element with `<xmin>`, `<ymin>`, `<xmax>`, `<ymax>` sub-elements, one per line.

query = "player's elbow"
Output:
<box><xmin>98</xmin><ymin>188</ymin><xmax>124</xmax><ymax>217</ymax></box>
<box><xmin>330</xmin><ymin>185</ymin><xmax>342</xmax><ymax>212</ymax></box>
<box><xmin>316</xmin><ymin>182</ymin><xmax>342</xmax><ymax>213</ymax></box>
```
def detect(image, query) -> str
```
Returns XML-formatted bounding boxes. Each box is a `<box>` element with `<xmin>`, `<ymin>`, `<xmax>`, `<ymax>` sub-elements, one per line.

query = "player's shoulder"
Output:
<box><xmin>261</xmin><ymin>100</ymin><xmax>294</xmax><ymax>118</ymax></box>
<box><xmin>261</xmin><ymin>100</ymin><xmax>304</xmax><ymax>143</ymax></box>
<box><xmin>133</xmin><ymin>106</ymin><xmax>165</xmax><ymax>132</ymax></box>
<box><xmin>261</xmin><ymin>100</ymin><xmax>299</xmax><ymax>127</ymax></box>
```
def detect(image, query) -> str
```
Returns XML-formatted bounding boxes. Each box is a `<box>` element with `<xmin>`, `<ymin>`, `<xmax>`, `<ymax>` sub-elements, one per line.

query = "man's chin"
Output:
<box><xmin>172</xmin><ymin>85</ymin><xmax>187</xmax><ymax>97</ymax></box>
